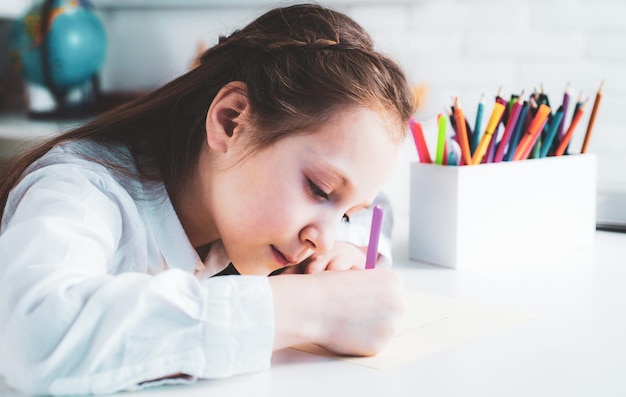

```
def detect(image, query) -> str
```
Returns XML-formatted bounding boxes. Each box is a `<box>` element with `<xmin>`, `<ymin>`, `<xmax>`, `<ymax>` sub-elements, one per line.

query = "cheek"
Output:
<box><xmin>257</xmin><ymin>186</ymin><xmax>305</xmax><ymax>231</ymax></box>
<box><xmin>223</xmin><ymin>183</ymin><xmax>303</xmax><ymax>239</ymax></box>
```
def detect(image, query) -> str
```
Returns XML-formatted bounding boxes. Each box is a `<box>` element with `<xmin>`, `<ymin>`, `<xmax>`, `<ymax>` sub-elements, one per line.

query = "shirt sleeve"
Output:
<box><xmin>334</xmin><ymin>192</ymin><xmax>394</xmax><ymax>267</ymax></box>
<box><xmin>0</xmin><ymin>165</ymin><xmax>274</xmax><ymax>395</ymax></box>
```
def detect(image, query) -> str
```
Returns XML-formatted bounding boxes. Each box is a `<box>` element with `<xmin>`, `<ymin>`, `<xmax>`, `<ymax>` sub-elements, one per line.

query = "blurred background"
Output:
<box><xmin>1</xmin><ymin>0</ymin><xmax>624</xmax><ymax>242</ymax></box>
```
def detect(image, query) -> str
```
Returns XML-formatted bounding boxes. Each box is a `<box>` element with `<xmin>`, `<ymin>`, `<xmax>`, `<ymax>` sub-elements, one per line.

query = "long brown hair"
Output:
<box><xmin>0</xmin><ymin>3</ymin><xmax>414</xmax><ymax>222</ymax></box>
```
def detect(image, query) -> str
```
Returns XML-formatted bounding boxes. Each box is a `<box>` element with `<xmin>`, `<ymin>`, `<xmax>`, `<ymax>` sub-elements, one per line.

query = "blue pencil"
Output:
<box><xmin>471</xmin><ymin>94</ymin><xmax>485</xmax><ymax>154</ymax></box>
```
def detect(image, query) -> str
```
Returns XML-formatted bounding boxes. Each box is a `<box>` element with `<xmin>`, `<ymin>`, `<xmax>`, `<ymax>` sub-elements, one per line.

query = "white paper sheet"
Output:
<box><xmin>292</xmin><ymin>290</ymin><xmax>537</xmax><ymax>369</ymax></box>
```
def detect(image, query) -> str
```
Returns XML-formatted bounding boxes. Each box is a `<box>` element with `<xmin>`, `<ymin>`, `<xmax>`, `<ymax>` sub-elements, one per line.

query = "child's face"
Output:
<box><xmin>209</xmin><ymin>107</ymin><xmax>400</xmax><ymax>275</ymax></box>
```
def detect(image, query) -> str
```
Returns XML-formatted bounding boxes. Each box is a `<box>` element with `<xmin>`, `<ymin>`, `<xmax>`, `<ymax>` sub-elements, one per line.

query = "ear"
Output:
<box><xmin>205</xmin><ymin>81</ymin><xmax>249</xmax><ymax>153</ymax></box>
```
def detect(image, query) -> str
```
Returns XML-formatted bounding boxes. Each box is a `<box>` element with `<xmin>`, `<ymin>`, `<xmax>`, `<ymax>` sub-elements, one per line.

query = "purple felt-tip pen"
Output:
<box><xmin>365</xmin><ymin>205</ymin><xmax>384</xmax><ymax>270</ymax></box>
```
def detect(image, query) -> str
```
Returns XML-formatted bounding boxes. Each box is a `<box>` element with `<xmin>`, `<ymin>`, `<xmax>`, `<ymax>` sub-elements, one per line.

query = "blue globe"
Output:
<box><xmin>10</xmin><ymin>0</ymin><xmax>107</xmax><ymax>93</ymax></box>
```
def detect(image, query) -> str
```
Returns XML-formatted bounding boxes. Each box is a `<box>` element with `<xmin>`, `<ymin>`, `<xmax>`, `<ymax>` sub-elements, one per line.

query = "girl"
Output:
<box><xmin>0</xmin><ymin>4</ymin><xmax>414</xmax><ymax>395</ymax></box>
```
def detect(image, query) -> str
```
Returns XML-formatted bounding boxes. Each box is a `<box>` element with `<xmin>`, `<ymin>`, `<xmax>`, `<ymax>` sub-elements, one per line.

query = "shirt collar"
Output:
<box><xmin>138</xmin><ymin>181</ymin><xmax>201</xmax><ymax>273</ymax></box>
<box><xmin>138</xmin><ymin>182</ymin><xmax>231</xmax><ymax>277</ymax></box>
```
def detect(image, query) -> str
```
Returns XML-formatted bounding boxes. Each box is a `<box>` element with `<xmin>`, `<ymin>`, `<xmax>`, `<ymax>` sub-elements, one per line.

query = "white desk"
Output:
<box><xmin>1</xmin><ymin>230</ymin><xmax>625</xmax><ymax>396</ymax></box>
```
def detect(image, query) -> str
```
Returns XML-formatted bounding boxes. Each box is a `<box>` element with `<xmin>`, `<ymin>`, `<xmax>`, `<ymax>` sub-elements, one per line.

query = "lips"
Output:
<box><xmin>271</xmin><ymin>245</ymin><xmax>299</xmax><ymax>267</ymax></box>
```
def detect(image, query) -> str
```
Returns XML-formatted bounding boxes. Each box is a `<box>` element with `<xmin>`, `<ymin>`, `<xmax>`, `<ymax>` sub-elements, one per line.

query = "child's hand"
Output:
<box><xmin>313</xmin><ymin>268</ymin><xmax>405</xmax><ymax>356</ymax></box>
<box><xmin>270</xmin><ymin>268</ymin><xmax>405</xmax><ymax>357</ymax></box>
<box><xmin>280</xmin><ymin>241</ymin><xmax>367</xmax><ymax>274</ymax></box>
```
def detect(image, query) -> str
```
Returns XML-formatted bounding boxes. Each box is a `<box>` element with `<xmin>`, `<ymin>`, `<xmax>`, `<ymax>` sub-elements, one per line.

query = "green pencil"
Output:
<box><xmin>435</xmin><ymin>114</ymin><xmax>447</xmax><ymax>165</ymax></box>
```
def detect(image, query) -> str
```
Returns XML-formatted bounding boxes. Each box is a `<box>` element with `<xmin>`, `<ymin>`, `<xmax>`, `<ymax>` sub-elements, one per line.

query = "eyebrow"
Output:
<box><xmin>316</xmin><ymin>162</ymin><xmax>372</xmax><ymax>211</ymax></box>
<box><xmin>317</xmin><ymin>162</ymin><xmax>353</xmax><ymax>191</ymax></box>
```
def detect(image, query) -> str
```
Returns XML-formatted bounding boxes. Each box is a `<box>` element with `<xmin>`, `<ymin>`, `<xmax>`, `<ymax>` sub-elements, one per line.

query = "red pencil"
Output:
<box><xmin>493</xmin><ymin>95</ymin><xmax>524</xmax><ymax>163</ymax></box>
<box><xmin>409</xmin><ymin>118</ymin><xmax>432</xmax><ymax>163</ymax></box>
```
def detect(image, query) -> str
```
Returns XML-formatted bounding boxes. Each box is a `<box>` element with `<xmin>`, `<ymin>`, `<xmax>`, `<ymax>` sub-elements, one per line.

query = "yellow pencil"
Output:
<box><xmin>471</xmin><ymin>102</ymin><xmax>506</xmax><ymax>165</ymax></box>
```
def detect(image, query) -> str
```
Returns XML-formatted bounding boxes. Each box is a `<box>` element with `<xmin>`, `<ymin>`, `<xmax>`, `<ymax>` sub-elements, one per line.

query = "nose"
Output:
<box><xmin>299</xmin><ymin>216</ymin><xmax>338</xmax><ymax>255</ymax></box>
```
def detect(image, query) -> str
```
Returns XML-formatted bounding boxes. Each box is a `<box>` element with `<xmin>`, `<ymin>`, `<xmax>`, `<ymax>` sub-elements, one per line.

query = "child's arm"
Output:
<box><xmin>0</xmin><ymin>165</ymin><xmax>275</xmax><ymax>395</ymax></box>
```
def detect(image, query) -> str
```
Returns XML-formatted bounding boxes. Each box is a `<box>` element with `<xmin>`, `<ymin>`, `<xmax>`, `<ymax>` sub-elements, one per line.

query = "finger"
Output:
<box><xmin>303</xmin><ymin>256</ymin><xmax>331</xmax><ymax>274</ymax></box>
<box><xmin>326</xmin><ymin>255</ymin><xmax>365</xmax><ymax>271</ymax></box>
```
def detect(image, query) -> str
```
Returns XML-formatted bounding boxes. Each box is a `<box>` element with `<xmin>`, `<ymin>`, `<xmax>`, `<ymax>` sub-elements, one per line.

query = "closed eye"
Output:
<box><xmin>308</xmin><ymin>179</ymin><xmax>329</xmax><ymax>201</ymax></box>
<box><xmin>307</xmin><ymin>178</ymin><xmax>349</xmax><ymax>222</ymax></box>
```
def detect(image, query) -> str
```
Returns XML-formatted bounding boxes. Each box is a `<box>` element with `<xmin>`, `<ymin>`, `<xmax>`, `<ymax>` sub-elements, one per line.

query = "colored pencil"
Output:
<box><xmin>365</xmin><ymin>205</ymin><xmax>383</xmax><ymax>270</ymax></box>
<box><xmin>580</xmin><ymin>81</ymin><xmax>603</xmax><ymax>154</ymax></box>
<box><xmin>409</xmin><ymin>118</ymin><xmax>432</xmax><ymax>163</ymax></box>
<box><xmin>555</xmin><ymin>101</ymin><xmax>587</xmax><ymax>156</ymax></box>
<box><xmin>529</xmin><ymin>130</ymin><xmax>543</xmax><ymax>159</ymax></box>
<box><xmin>472</xmin><ymin>94</ymin><xmax>485</xmax><ymax>154</ymax></box>
<box><xmin>557</xmin><ymin>83</ymin><xmax>571</xmax><ymax>142</ymax></box>
<box><xmin>493</xmin><ymin>94</ymin><xmax>524</xmax><ymax>162</ymax></box>
<box><xmin>471</xmin><ymin>101</ymin><xmax>506</xmax><ymax>165</ymax></box>
<box><xmin>560</xmin><ymin>92</ymin><xmax>585</xmax><ymax>155</ymax></box>
<box><xmin>447</xmin><ymin>137</ymin><xmax>461</xmax><ymax>166</ymax></box>
<box><xmin>453</xmin><ymin>97</ymin><xmax>472</xmax><ymax>166</ymax></box>
<box><xmin>485</xmin><ymin>130</ymin><xmax>498</xmax><ymax>163</ymax></box>
<box><xmin>446</xmin><ymin>106</ymin><xmax>457</xmax><ymax>135</ymax></box>
<box><xmin>436</xmin><ymin>114</ymin><xmax>447</xmax><ymax>165</ymax></box>
<box><xmin>538</xmin><ymin>83</ymin><xmax>551</xmax><ymax>108</ymax></box>
<box><xmin>503</xmin><ymin>101</ymin><xmax>530</xmax><ymax>161</ymax></box>
<box><xmin>539</xmin><ymin>106</ymin><xmax>564</xmax><ymax>158</ymax></box>
<box><xmin>513</xmin><ymin>104</ymin><xmax>551</xmax><ymax>161</ymax></box>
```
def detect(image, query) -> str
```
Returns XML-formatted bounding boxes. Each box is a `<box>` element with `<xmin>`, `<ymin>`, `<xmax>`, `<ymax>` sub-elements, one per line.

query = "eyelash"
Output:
<box><xmin>308</xmin><ymin>179</ymin><xmax>329</xmax><ymax>201</ymax></box>
<box><xmin>307</xmin><ymin>179</ymin><xmax>350</xmax><ymax>222</ymax></box>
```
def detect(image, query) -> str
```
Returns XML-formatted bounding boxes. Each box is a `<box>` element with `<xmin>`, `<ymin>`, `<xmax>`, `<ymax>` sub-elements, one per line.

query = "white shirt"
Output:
<box><xmin>0</xmin><ymin>141</ymin><xmax>393</xmax><ymax>395</ymax></box>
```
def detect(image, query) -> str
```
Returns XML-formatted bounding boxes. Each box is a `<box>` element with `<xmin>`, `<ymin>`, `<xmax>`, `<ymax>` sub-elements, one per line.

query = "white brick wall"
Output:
<box><xmin>96</xmin><ymin>0</ymin><xmax>626</xmax><ymax>230</ymax></box>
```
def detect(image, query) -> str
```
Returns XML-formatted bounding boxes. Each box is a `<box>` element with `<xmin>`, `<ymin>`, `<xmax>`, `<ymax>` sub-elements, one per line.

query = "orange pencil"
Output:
<box><xmin>471</xmin><ymin>101</ymin><xmax>506</xmax><ymax>165</ymax></box>
<box><xmin>453</xmin><ymin>97</ymin><xmax>472</xmax><ymax>166</ymax></box>
<box><xmin>513</xmin><ymin>104</ymin><xmax>551</xmax><ymax>161</ymax></box>
<box><xmin>555</xmin><ymin>101</ymin><xmax>587</xmax><ymax>156</ymax></box>
<box><xmin>580</xmin><ymin>81</ymin><xmax>603</xmax><ymax>154</ymax></box>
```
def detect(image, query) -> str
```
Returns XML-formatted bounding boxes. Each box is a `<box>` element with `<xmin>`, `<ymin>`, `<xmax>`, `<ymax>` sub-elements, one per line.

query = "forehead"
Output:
<box><xmin>317</xmin><ymin>106</ymin><xmax>398</xmax><ymax>150</ymax></box>
<box><xmin>292</xmin><ymin>107</ymin><xmax>401</xmax><ymax>196</ymax></box>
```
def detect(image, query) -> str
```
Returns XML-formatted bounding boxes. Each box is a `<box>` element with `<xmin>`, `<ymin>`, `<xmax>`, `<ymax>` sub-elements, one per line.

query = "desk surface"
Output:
<box><xmin>1</xmin><ymin>230</ymin><xmax>625</xmax><ymax>397</ymax></box>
